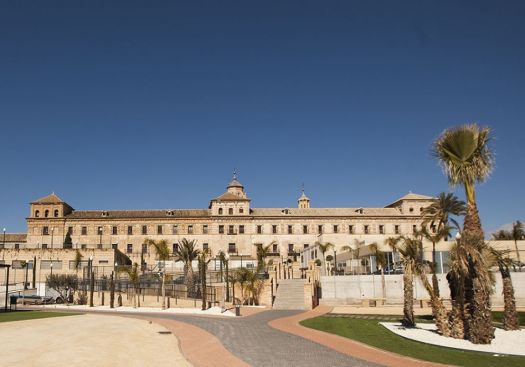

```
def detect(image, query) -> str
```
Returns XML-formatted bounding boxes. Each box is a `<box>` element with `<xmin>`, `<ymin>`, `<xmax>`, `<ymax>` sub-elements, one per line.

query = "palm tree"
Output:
<box><xmin>174</xmin><ymin>238</ymin><xmax>200</xmax><ymax>298</ymax></box>
<box><xmin>234</xmin><ymin>267</ymin><xmax>252</xmax><ymax>305</ymax></box>
<box><xmin>384</xmin><ymin>236</ymin><xmax>400</xmax><ymax>266</ymax></box>
<box><xmin>146</xmin><ymin>239</ymin><xmax>170</xmax><ymax>309</ymax></box>
<box><xmin>218</xmin><ymin>250</ymin><xmax>230</xmax><ymax>301</ymax></box>
<box><xmin>492</xmin><ymin>230</ymin><xmax>511</xmax><ymax>240</ymax></box>
<box><xmin>254</xmin><ymin>242</ymin><xmax>274</xmax><ymax>274</ymax></box>
<box><xmin>420</xmin><ymin>225</ymin><xmax>451</xmax><ymax>297</ymax></box>
<box><xmin>198</xmin><ymin>248</ymin><xmax>212</xmax><ymax>310</ymax></box>
<box><xmin>317</xmin><ymin>242</ymin><xmax>334</xmax><ymax>275</ymax></box>
<box><xmin>511</xmin><ymin>221</ymin><xmax>524</xmax><ymax>269</ymax></box>
<box><xmin>489</xmin><ymin>248</ymin><xmax>520</xmax><ymax>330</ymax></box>
<box><xmin>397</xmin><ymin>236</ymin><xmax>423</xmax><ymax>328</ymax></box>
<box><xmin>433</xmin><ymin>123</ymin><xmax>495</xmax><ymax>344</ymax></box>
<box><xmin>368</xmin><ymin>242</ymin><xmax>387</xmax><ymax>300</ymax></box>
<box><xmin>120</xmin><ymin>263</ymin><xmax>141</xmax><ymax>308</ymax></box>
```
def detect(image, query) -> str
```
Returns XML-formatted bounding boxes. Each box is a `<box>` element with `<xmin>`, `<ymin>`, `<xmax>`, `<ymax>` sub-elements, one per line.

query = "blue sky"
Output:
<box><xmin>0</xmin><ymin>1</ymin><xmax>524</xmax><ymax>234</ymax></box>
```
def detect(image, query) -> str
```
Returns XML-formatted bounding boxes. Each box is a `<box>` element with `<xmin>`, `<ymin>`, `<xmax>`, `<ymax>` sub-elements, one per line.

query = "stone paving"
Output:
<box><xmin>150</xmin><ymin>310</ymin><xmax>380</xmax><ymax>367</ymax></box>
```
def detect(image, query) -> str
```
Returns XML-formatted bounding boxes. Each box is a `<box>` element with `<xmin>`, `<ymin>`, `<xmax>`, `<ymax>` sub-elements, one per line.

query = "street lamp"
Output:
<box><xmin>50</xmin><ymin>262</ymin><xmax>53</xmax><ymax>276</ymax></box>
<box><xmin>224</xmin><ymin>252</ymin><xmax>230</xmax><ymax>303</ymax></box>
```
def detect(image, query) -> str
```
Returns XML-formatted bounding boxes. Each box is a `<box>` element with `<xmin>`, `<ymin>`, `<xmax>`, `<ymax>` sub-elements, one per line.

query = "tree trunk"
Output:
<box><xmin>380</xmin><ymin>268</ymin><xmax>386</xmax><ymax>300</ymax></box>
<box><xmin>420</xmin><ymin>273</ymin><xmax>450</xmax><ymax>337</ymax></box>
<box><xmin>432</xmin><ymin>241</ymin><xmax>440</xmax><ymax>297</ymax></box>
<box><xmin>469</xmin><ymin>276</ymin><xmax>494</xmax><ymax>344</ymax></box>
<box><xmin>89</xmin><ymin>271</ymin><xmax>95</xmax><ymax>307</ymax></box>
<box><xmin>161</xmin><ymin>274</ymin><xmax>166</xmax><ymax>310</ymax></box>
<box><xmin>500</xmin><ymin>265</ymin><xmax>519</xmax><ymax>330</ymax></box>
<box><xmin>110</xmin><ymin>273</ymin><xmax>115</xmax><ymax>309</ymax></box>
<box><xmin>402</xmin><ymin>265</ymin><xmax>415</xmax><ymax>328</ymax></box>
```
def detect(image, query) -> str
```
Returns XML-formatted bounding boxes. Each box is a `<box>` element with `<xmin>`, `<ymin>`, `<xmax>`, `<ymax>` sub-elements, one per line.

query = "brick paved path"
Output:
<box><xmin>153</xmin><ymin>310</ymin><xmax>380</xmax><ymax>367</ymax></box>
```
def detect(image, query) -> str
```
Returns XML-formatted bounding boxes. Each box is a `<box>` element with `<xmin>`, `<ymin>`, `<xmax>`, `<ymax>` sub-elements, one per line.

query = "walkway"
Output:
<box><xmin>143</xmin><ymin>310</ymin><xmax>379</xmax><ymax>367</ymax></box>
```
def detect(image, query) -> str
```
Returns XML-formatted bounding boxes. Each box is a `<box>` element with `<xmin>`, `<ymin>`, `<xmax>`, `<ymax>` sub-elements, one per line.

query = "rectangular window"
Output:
<box><xmin>239</xmin><ymin>225</ymin><xmax>245</xmax><ymax>234</ymax></box>
<box><xmin>272</xmin><ymin>225</ymin><xmax>277</xmax><ymax>234</ymax></box>
<box><xmin>81</xmin><ymin>244</ymin><xmax>86</xmax><ymax>250</ymax></box>
<box><xmin>239</xmin><ymin>208</ymin><xmax>244</xmax><ymax>214</ymax></box>
<box><xmin>364</xmin><ymin>225</ymin><xmax>369</xmax><ymax>234</ymax></box>
<box><xmin>112</xmin><ymin>243</ymin><xmax>118</xmax><ymax>250</ymax></box>
<box><xmin>333</xmin><ymin>225</ymin><xmax>338</xmax><ymax>233</ymax></box>
<box><xmin>379</xmin><ymin>225</ymin><xmax>384</xmax><ymax>234</ymax></box>
<box><xmin>43</xmin><ymin>226</ymin><xmax>49</xmax><ymax>235</ymax></box>
<box><xmin>127</xmin><ymin>226</ymin><xmax>133</xmax><ymax>235</ymax></box>
<box><xmin>273</xmin><ymin>243</ymin><xmax>278</xmax><ymax>252</ymax></box>
<box><xmin>219</xmin><ymin>225</ymin><xmax>224</xmax><ymax>234</ymax></box>
<box><xmin>318</xmin><ymin>225</ymin><xmax>323</xmax><ymax>234</ymax></box>
<box><xmin>172</xmin><ymin>243</ymin><xmax>179</xmax><ymax>253</ymax></box>
<box><xmin>81</xmin><ymin>226</ymin><xmax>87</xmax><ymax>235</ymax></box>
<box><xmin>349</xmin><ymin>225</ymin><xmax>354</xmax><ymax>234</ymax></box>
<box><xmin>203</xmin><ymin>225</ymin><xmax>208</xmax><ymax>234</ymax></box>
<box><xmin>14</xmin><ymin>244</ymin><xmax>20</xmax><ymax>250</ymax></box>
<box><xmin>413</xmin><ymin>225</ymin><xmax>417</xmax><ymax>233</ymax></box>
<box><xmin>97</xmin><ymin>244</ymin><xmax>103</xmax><ymax>250</ymax></box>
<box><xmin>228</xmin><ymin>225</ymin><xmax>235</xmax><ymax>234</ymax></box>
<box><xmin>303</xmin><ymin>225</ymin><xmax>308</xmax><ymax>234</ymax></box>
<box><xmin>142</xmin><ymin>243</ymin><xmax>147</xmax><ymax>254</ymax></box>
<box><xmin>257</xmin><ymin>225</ymin><xmax>262</xmax><ymax>234</ymax></box>
<box><xmin>142</xmin><ymin>225</ymin><xmax>147</xmax><ymax>235</ymax></box>
<box><xmin>157</xmin><ymin>225</ymin><xmax>163</xmax><ymax>235</ymax></box>
<box><xmin>112</xmin><ymin>226</ymin><xmax>118</xmax><ymax>235</ymax></box>
<box><xmin>304</xmin><ymin>244</ymin><xmax>309</xmax><ymax>249</ymax></box>
<box><xmin>288</xmin><ymin>244</ymin><xmax>294</xmax><ymax>253</ymax></box>
<box><xmin>40</xmin><ymin>260</ymin><xmax>62</xmax><ymax>270</ymax></box>
<box><xmin>203</xmin><ymin>243</ymin><xmax>209</xmax><ymax>251</ymax></box>
<box><xmin>188</xmin><ymin>225</ymin><xmax>194</xmax><ymax>234</ymax></box>
<box><xmin>394</xmin><ymin>225</ymin><xmax>400</xmax><ymax>234</ymax></box>
<box><xmin>98</xmin><ymin>260</ymin><xmax>109</xmax><ymax>264</ymax></box>
<box><xmin>42</xmin><ymin>243</ymin><xmax>48</xmax><ymax>249</ymax></box>
<box><xmin>127</xmin><ymin>244</ymin><xmax>133</xmax><ymax>253</ymax></box>
<box><xmin>228</xmin><ymin>243</ymin><xmax>236</xmax><ymax>253</ymax></box>
<box><xmin>288</xmin><ymin>225</ymin><xmax>293</xmax><ymax>234</ymax></box>
<box><xmin>68</xmin><ymin>226</ymin><xmax>73</xmax><ymax>235</ymax></box>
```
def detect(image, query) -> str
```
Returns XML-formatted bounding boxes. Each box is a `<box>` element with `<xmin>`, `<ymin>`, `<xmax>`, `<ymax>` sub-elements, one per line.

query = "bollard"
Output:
<box><xmin>235</xmin><ymin>304</ymin><xmax>241</xmax><ymax>317</ymax></box>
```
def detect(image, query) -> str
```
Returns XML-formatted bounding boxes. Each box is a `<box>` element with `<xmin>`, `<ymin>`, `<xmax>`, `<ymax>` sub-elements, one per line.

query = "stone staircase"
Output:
<box><xmin>272</xmin><ymin>279</ymin><xmax>305</xmax><ymax>310</ymax></box>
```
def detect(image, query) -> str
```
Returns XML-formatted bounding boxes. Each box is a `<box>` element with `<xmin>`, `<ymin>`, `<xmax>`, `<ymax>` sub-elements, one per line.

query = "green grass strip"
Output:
<box><xmin>0</xmin><ymin>311</ymin><xmax>81</xmax><ymax>323</ymax></box>
<box><xmin>300</xmin><ymin>316</ymin><xmax>525</xmax><ymax>367</ymax></box>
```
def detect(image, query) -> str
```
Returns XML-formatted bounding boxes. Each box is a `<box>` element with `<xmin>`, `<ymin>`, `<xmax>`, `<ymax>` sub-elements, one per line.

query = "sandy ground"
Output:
<box><xmin>0</xmin><ymin>314</ymin><xmax>191</xmax><ymax>366</ymax></box>
<box><xmin>382</xmin><ymin>322</ymin><xmax>525</xmax><ymax>356</ymax></box>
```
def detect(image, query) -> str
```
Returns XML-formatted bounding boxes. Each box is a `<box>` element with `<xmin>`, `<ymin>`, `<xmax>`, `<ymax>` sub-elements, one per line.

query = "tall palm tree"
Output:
<box><xmin>146</xmin><ymin>238</ymin><xmax>170</xmax><ymax>309</ymax></box>
<box><xmin>218</xmin><ymin>250</ymin><xmax>230</xmax><ymax>301</ymax></box>
<box><xmin>174</xmin><ymin>238</ymin><xmax>200</xmax><ymax>298</ymax></box>
<box><xmin>368</xmin><ymin>242</ymin><xmax>387</xmax><ymax>300</ymax></box>
<box><xmin>488</xmin><ymin>248</ymin><xmax>520</xmax><ymax>330</ymax></box>
<box><xmin>397</xmin><ymin>236</ymin><xmax>424</xmax><ymax>328</ymax></box>
<box><xmin>433</xmin><ymin>123</ymin><xmax>495</xmax><ymax>344</ymax></box>
<box><xmin>317</xmin><ymin>242</ymin><xmax>334</xmax><ymax>275</ymax></box>
<box><xmin>254</xmin><ymin>242</ymin><xmax>274</xmax><ymax>273</ymax></box>
<box><xmin>511</xmin><ymin>221</ymin><xmax>524</xmax><ymax>268</ymax></box>
<box><xmin>198</xmin><ymin>248</ymin><xmax>212</xmax><ymax>310</ymax></box>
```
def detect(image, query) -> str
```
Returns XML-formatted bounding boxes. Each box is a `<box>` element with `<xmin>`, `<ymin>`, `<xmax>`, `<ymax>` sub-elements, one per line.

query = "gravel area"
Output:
<box><xmin>381</xmin><ymin>322</ymin><xmax>525</xmax><ymax>356</ymax></box>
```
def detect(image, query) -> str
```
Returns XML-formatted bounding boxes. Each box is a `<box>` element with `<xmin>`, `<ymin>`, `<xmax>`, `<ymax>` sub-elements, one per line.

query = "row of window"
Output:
<box><xmin>34</xmin><ymin>209</ymin><xmax>60</xmax><ymax>218</ymax></box>
<box><xmin>40</xmin><ymin>223</ymin><xmax>435</xmax><ymax>237</ymax></box>
<box><xmin>217</xmin><ymin>207</ymin><xmax>245</xmax><ymax>215</ymax></box>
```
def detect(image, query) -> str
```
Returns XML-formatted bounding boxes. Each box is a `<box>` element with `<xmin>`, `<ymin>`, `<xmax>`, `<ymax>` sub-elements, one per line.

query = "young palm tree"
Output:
<box><xmin>254</xmin><ymin>242</ymin><xmax>274</xmax><ymax>274</ymax></box>
<box><xmin>489</xmin><ymin>248</ymin><xmax>520</xmax><ymax>330</ymax></box>
<box><xmin>317</xmin><ymin>242</ymin><xmax>334</xmax><ymax>275</ymax></box>
<box><xmin>198</xmin><ymin>248</ymin><xmax>212</xmax><ymax>310</ymax></box>
<box><xmin>145</xmin><ymin>239</ymin><xmax>170</xmax><ymax>309</ymax></box>
<box><xmin>234</xmin><ymin>267</ymin><xmax>252</xmax><ymax>305</ymax></box>
<box><xmin>433</xmin><ymin>123</ymin><xmax>495</xmax><ymax>344</ymax></box>
<box><xmin>174</xmin><ymin>238</ymin><xmax>200</xmax><ymax>298</ymax></box>
<box><xmin>120</xmin><ymin>263</ymin><xmax>141</xmax><ymax>308</ymax></box>
<box><xmin>420</xmin><ymin>225</ymin><xmax>451</xmax><ymax>297</ymax></box>
<box><xmin>511</xmin><ymin>221</ymin><xmax>524</xmax><ymax>269</ymax></box>
<box><xmin>368</xmin><ymin>242</ymin><xmax>387</xmax><ymax>300</ymax></box>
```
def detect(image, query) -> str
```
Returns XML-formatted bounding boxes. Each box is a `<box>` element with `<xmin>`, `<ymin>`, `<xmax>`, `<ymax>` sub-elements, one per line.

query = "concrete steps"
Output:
<box><xmin>272</xmin><ymin>279</ymin><xmax>305</xmax><ymax>310</ymax></box>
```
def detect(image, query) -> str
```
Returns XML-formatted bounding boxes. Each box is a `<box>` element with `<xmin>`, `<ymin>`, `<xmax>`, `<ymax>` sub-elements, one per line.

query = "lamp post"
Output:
<box><xmin>2</xmin><ymin>228</ymin><xmax>5</xmax><ymax>260</ymax></box>
<box><xmin>224</xmin><ymin>252</ymin><xmax>230</xmax><ymax>303</ymax></box>
<box><xmin>98</xmin><ymin>227</ymin><xmax>102</xmax><ymax>249</ymax></box>
<box><xmin>50</xmin><ymin>262</ymin><xmax>53</xmax><ymax>276</ymax></box>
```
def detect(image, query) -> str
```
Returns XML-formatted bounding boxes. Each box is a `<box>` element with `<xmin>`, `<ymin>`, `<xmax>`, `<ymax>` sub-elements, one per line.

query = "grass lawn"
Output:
<box><xmin>0</xmin><ymin>311</ymin><xmax>80</xmax><ymax>323</ymax></box>
<box><xmin>301</xmin><ymin>316</ymin><xmax>525</xmax><ymax>367</ymax></box>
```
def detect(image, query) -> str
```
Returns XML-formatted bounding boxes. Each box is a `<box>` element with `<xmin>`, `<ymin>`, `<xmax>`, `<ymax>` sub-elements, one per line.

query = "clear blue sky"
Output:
<box><xmin>0</xmin><ymin>1</ymin><xmax>524</xmax><ymax>235</ymax></box>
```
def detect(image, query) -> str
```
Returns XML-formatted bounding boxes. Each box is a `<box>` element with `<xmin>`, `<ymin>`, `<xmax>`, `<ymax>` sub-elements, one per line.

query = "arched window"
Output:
<box><xmin>35</xmin><ymin>210</ymin><xmax>40</xmax><ymax>218</ymax></box>
<box><xmin>54</xmin><ymin>210</ymin><xmax>59</xmax><ymax>217</ymax></box>
<box><xmin>228</xmin><ymin>208</ymin><xmax>233</xmax><ymax>215</ymax></box>
<box><xmin>218</xmin><ymin>208</ymin><xmax>223</xmax><ymax>215</ymax></box>
<box><xmin>44</xmin><ymin>210</ymin><xmax>49</xmax><ymax>218</ymax></box>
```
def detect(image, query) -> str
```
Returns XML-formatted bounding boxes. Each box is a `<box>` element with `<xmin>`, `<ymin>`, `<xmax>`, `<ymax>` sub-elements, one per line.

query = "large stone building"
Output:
<box><xmin>3</xmin><ymin>174</ymin><xmax>448</xmax><ymax>270</ymax></box>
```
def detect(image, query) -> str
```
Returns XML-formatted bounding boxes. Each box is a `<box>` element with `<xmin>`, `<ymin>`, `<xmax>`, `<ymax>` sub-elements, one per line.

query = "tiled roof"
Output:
<box><xmin>66</xmin><ymin>209</ymin><xmax>210</xmax><ymax>219</ymax></box>
<box><xmin>31</xmin><ymin>193</ymin><xmax>66</xmax><ymax>204</ymax></box>
<box><xmin>385</xmin><ymin>192</ymin><xmax>435</xmax><ymax>207</ymax></box>
<box><xmin>250</xmin><ymin>207</ymin><xmax>402</xmax><ymax>217</ymax></box>
<box><xmin>212</xmin><ymin>192</ymin><xmax>250</xmax><ymax>201</ymax></box>
<box><xmin>3</xmin><ymin>233</ymin><xmax>27</xmax><ymax>242</ymax></box>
